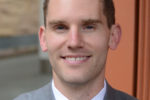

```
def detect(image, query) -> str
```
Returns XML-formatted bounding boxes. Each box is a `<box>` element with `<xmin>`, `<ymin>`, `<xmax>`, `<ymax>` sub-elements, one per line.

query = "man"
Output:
<box><xmin>14</xmin><ymin>0</ymin><xmax>138</xmax><ymax>100</ymax></box>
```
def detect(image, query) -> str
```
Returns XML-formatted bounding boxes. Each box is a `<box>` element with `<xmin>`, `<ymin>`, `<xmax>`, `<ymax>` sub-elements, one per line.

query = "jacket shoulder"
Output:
<box><xmin>104</xmin><ymin>81</ymin><xmax>138</xmax><ymax>100</ymax></box>
<box><xmin>13</xmin><ymin>82</ymin><xmax>55</xmax><ymax>100</ymax></box>
<box><xmin>114</xmin><ymin>89</ymin><xmax>138</xmax><ymax>100</ymax></box>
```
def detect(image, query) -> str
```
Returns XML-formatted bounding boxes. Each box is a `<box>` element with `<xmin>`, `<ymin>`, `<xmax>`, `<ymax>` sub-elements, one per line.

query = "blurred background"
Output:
<box><xmin>0</xmin><ymin>0</ymin><xmax>149</xmax><ymax>100</ymax></box>
<box><xmin>0</xmin><ymin>0</ymin><xmax>51</xmax><ymax>100</ymax></box>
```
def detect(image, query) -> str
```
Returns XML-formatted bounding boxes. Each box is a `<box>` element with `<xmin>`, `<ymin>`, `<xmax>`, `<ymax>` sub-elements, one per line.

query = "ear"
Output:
<box><xmin>109</xmin><ymin>24</ymin><xmax>121</xmax><ymax>50</ymax></box>
<box><xmin>39</xmin><ymin>26</ymin><xmax>48</xmax><ymax>52</ymax></box>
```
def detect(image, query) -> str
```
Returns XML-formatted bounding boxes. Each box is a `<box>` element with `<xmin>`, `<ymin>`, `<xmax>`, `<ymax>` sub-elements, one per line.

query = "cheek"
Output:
<box><xmin>45</xmin><ymin>35</ymin><xmax>63</xmax><ymax>67</ymax></box>
<box><xmin>45</xmin><ymin>34</ymin><xmax>66</xmax><ymax>52</ymax></box>
<box><xmin>86</xmin><ymin>33</ymin><xmax>110</xmax><ymax>50</ymax></box>
<box><xmin>90</xmin><ymin>36</ymin><xmax>109</xmax><ymax>67</ymax></box>
<box><xmin>86</xmin><ymin>34</ymin><xmax>109</xmax><ymax>63</ymax></box>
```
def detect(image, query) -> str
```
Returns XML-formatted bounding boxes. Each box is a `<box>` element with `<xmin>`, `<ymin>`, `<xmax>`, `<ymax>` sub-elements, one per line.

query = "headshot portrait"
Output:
<box><xmin>13</xmin><ymin>0</ymin><xmax>150</xmax><ymax>100</ymax></box>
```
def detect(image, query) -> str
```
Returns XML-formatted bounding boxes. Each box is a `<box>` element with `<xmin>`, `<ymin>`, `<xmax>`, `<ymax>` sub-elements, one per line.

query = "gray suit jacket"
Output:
<box><xmin>14</xmin><ymin>81</ymin><xmax>137</xmax><ymax>100</ymax></box>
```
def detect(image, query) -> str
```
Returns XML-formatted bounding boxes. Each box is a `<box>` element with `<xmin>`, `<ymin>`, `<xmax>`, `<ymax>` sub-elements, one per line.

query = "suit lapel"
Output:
<box><xmin>104</xmin><ymin>81</ymin><xmax>116</xmax><ymax>100</ymax></box>
<box><xmin>48</xmin><ymin>81</ymin><xmax>56</xmax><ymax>100</ymax></box>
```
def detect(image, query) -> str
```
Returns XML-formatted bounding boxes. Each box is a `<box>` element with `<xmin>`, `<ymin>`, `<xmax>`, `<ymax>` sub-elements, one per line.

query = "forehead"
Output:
<box><xmin>47</xmin><ymin>0</ymin><xmax>105</xmax><ymax>23</ymax></box>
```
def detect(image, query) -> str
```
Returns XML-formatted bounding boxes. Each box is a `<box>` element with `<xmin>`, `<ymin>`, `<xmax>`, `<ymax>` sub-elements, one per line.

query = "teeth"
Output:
<box><xmin>66</xmin><ymin>57</ymin><xmax>87</xmax><ymax>61</ymax></box>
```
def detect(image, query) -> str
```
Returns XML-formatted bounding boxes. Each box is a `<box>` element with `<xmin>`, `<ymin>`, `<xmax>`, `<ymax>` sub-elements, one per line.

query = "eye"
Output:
<box><xmin>53</xmin><ymin>24</ymin><xmax>68</xmax><ymax>33</ymax></box>
<box><xmin>56</xmin><ymin>25</ymin><xmax>66</xmax><ymax>30</ymax></box>
<box><xmin>86</xmin><ymin>25</ymin><xmax>94</xmax><ymax>29</ymax></box>
<box><xmin>83</xmin><ymin>24</ymin><xmax>96</xmax><ymax>31</ymax></box>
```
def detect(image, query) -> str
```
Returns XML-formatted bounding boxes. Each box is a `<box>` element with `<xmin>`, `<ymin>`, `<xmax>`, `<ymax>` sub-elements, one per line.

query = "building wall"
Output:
<box><xmin>0</xmin><ymin>0</ymin><xmax>40</xmax><ymax>36</ymax></box>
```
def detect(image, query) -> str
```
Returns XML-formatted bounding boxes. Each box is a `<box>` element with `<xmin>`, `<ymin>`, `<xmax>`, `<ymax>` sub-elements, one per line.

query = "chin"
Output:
<box><xmin>64</xmin><ymin>79</ymin><xmax>89</xmax><ymax>86</ymax></box>
<box><xmin>59</xmin><ymin>73</ymin><xmax>94</xmax><ymax>86</ymax></box>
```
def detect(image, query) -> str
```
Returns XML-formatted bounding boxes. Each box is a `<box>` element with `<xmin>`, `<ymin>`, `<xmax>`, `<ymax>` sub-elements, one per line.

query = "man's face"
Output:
<box><xmin>39</xmin><ymin>0</ymin><xmax>120</xmax><ymax>85</ymax></box>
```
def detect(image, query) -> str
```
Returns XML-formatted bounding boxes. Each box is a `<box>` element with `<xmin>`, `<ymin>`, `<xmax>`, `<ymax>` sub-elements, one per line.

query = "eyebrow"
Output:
<box><xmin>81</xmin><ymin>19</ymin><xmax>103</xmax><ymax>25</ymax></box>
<box><xmin>48</xmin><ymin>20</ymin><xmax>67</xmax><ymax>27</ymax></box>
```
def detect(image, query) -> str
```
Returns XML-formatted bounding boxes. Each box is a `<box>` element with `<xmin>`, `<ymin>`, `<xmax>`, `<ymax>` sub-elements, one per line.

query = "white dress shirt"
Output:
<box><xmin>52</xmin><ymin>80</ymin><xmax>106</xmax><ymax>100</ymax></box>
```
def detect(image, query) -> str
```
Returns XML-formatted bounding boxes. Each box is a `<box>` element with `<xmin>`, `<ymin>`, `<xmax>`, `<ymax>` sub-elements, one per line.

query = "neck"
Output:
<box><xmin>53</xmin><ymin>69</ymin><xmax>105</xmax><ymax>100</ymax></box>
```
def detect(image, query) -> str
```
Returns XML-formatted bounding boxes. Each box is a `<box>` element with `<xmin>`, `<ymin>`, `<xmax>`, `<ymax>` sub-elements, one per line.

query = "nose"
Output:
<box><xmin>67</xmin><ymin>28</ymin><xmax>84</xmax><ymax>49</ymax></box>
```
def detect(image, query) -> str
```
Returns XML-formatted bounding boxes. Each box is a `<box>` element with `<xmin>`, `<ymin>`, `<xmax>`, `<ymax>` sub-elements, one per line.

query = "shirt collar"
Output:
<box><xmin>52</xmin><ymin>80</ymin><xmax>106</xmax><ymax>100</ymax></box>
<box><xmin>52</xmin><ymin>80</ymin><xmax>68</xmax><ymax>100</ymax></box>
<box><xmin>91</xmin><ymin>80</ymin><xmax>106</xmax><ymax>100</ymax></box>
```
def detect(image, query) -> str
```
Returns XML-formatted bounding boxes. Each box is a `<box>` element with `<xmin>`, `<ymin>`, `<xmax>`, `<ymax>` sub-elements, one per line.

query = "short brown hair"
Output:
<box><xmin>43</xmin><ymin>0</ymin><xmax>115</xmax><ymax>28</ymax></box>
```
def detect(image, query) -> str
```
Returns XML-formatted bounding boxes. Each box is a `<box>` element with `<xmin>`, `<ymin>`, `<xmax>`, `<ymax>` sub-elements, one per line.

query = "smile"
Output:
<box><xmin>61</xmin><ymin>56</ymin><xmax>91</xmax><ymax>64</ymax></box>
<box><xmin>66</xmin><ymin>57</ymin><xmax>87</xmax><ymax>61</ymax></box>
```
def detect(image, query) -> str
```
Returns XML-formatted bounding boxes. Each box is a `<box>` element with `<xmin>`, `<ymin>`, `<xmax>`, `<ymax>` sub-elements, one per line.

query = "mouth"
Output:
<box><xmin>61</xmin><ymin>55</ymin><xmax>91</xmax><ymax>64</ymax></box>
